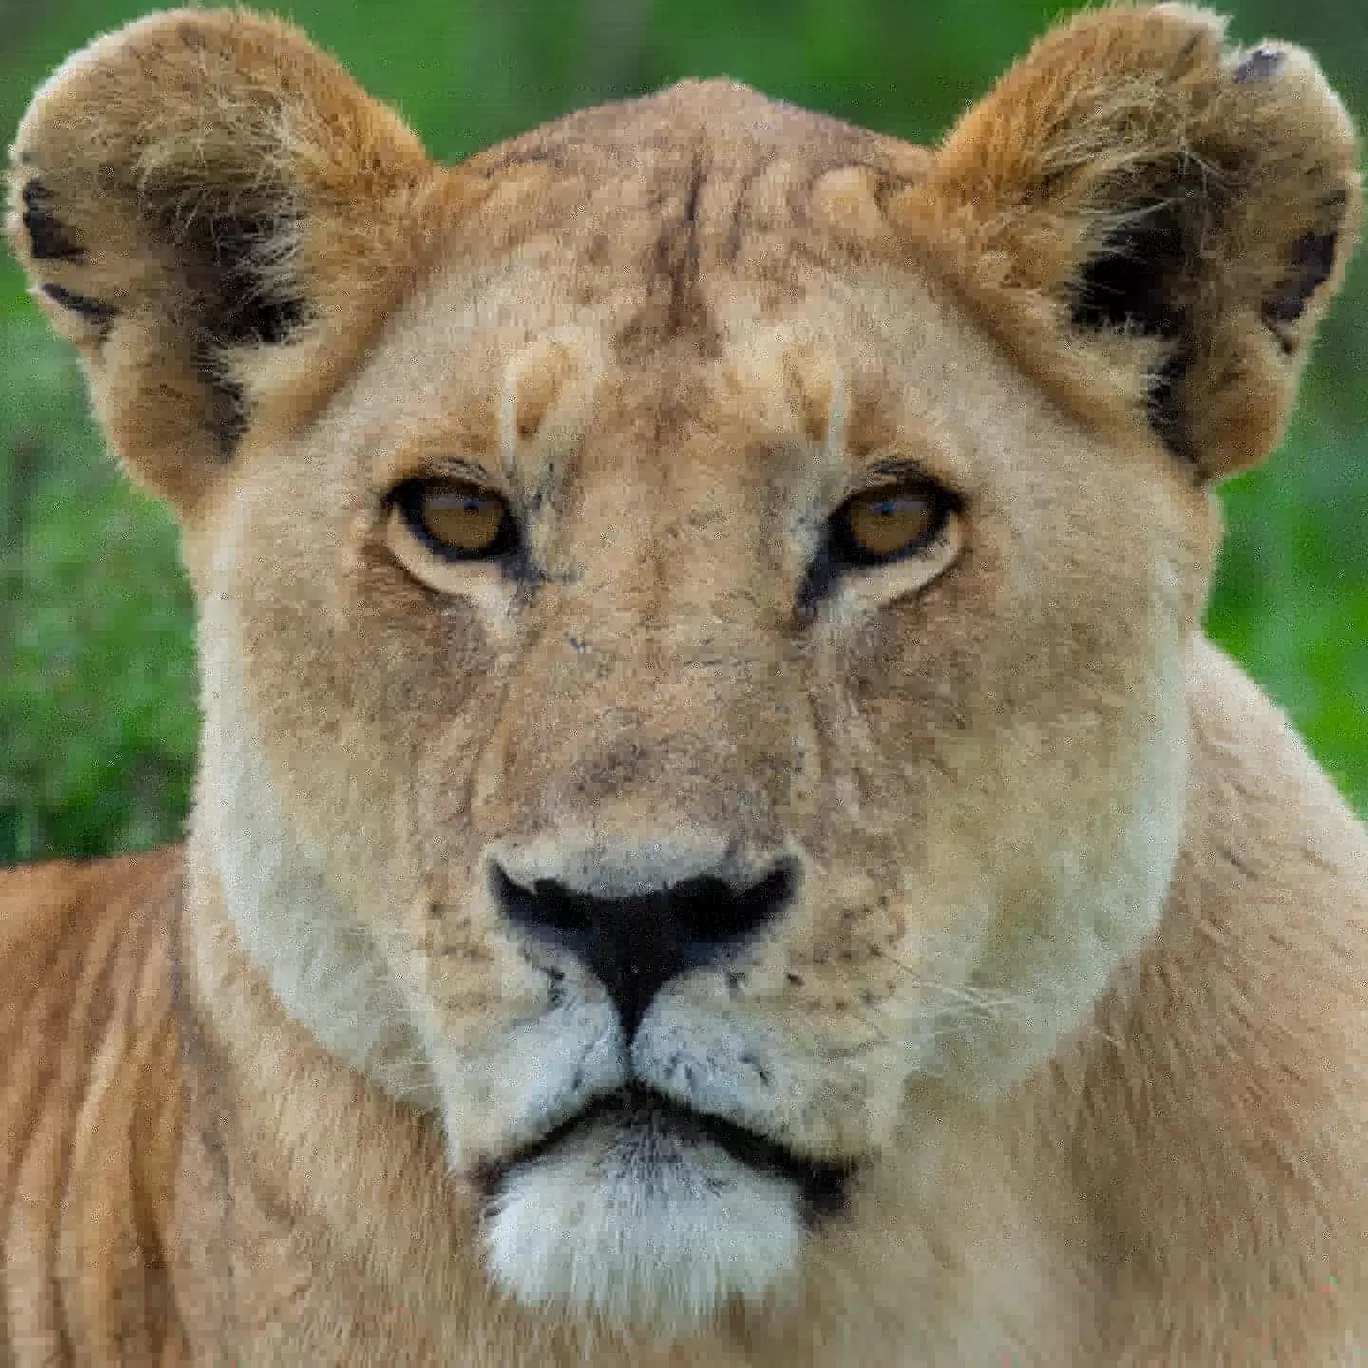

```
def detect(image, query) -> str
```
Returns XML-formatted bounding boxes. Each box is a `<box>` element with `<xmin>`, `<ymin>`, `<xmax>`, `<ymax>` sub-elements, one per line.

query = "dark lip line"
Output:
<box><xmin>476</xmin><ymin>1084</ymin><xmax>856</xmax><ymax>1221</ymax></box>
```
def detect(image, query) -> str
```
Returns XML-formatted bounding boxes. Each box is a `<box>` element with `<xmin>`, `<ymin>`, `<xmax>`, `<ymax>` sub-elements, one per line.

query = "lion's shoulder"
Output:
<box><xmin>0</xmin><ymin>845</ymin><xmax>184</xmax><ymax>1358</ymax></box>
<box><xmin>0</xmin><ymin>845</ymin><xmax>184</xmax><ymax>992</ymax></box>
<box><xmin>1</xmin><ymin>841</ymin><xmax>178</xmax><ymax>918</ymax></box>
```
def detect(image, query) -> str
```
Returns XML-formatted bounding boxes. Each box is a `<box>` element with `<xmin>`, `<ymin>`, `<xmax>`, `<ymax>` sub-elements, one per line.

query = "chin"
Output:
<box><xmin>477</xmin><ymin>1092</ymin><xmax>849</xmax><ymax>1334</ymax></box>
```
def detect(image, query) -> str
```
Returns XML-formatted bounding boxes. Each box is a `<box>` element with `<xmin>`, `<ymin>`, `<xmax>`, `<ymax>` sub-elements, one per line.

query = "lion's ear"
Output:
<box><xmin>7</xmin><ymin>8</ymin><xmax>435</xmax><ymax>511</ymax></box>
<box><xmin>894</xmin><ymin>4</ymin><xmax>1361</xmax><ymax>479</ymax></box>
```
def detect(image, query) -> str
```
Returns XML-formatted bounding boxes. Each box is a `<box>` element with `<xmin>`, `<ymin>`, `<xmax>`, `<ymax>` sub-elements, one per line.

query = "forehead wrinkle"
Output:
<box><xmin>706</xmin><ymin>322</ymin><xmax>852</xmax><ymax>516</ymax></box>
<box><xmin>842</xmin><ymin>381</ymin><xmax>974</xmax><ymax>496</ymax></box>
<box><xmin>495</xmin><ymin>332</ymin><xmax>605</xmax><ymax>508</ymax></box>
<box><xmin>744</xmin><ymin>314</ymin><xmax>977</xmax><ymax>496</ymax></box>
<box><xmin>565</xmin><ymin>368</ymin><xmax>668</xmax><ymax>554</ymax></box>
<box><xmin>569</xmin><ymin>361</ymin><xmax>772</xmax><ymax>625</ymax></box>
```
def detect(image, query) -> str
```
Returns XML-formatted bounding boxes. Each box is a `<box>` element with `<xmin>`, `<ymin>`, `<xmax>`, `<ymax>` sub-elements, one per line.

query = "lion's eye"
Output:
<box><xmin>832</xmin><ymin>480</ymin><xmax>949</xmax><ymax>564</ymax></box>
<box><xmin>392</xmin><ymin>478</ymin><xmax>514</xmax><ymax>560</ymax></box>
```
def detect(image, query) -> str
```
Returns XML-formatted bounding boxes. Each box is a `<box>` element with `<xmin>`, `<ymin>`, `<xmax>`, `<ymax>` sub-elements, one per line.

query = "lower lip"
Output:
<box><xmin>479</xmin><ymin>1087</ymin><xmax>855</xmax><ymax>1221</ymax></box>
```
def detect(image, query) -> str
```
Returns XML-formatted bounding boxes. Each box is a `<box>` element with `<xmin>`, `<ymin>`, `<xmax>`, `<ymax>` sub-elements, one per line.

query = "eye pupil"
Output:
<box><xmin>395</xmin><ymin>478</ymin><xmax>512</xmax><ymax>559</ymax></box>
<box><xmin>837</xmin><ymin>481</ymin><xmax>945</xmax><ymax>563</ymax></box>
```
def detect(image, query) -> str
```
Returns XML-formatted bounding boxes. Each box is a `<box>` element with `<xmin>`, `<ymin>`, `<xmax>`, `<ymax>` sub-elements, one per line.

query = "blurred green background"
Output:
<box><xmin>1</xmin><ymin>0</ymin><xmax>1365</xmax><ymax>864</ymax></box>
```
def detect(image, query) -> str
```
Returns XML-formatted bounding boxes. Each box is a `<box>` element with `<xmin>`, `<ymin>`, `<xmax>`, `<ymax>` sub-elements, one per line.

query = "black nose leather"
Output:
<box><xmin>491</xmin><ymin>860</ymin><xmax>797</xmax><ymax>1037</ymax></box>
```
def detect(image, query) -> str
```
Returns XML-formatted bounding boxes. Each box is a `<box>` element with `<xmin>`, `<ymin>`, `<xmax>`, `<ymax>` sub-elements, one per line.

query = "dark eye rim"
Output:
<box><xmin>388</xmin><ymin>476</ymin><xmax>519</xmax><ymax>563</ymax></box>
<box><xmin>827</xmin><ymin>479</ymin><xmax>959</xmax><ymax>568</ymax></box>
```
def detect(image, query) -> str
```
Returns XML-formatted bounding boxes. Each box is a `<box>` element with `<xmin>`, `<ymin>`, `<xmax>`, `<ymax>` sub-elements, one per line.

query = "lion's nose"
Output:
<box><xmin>490</xmin><ymin>857</ymin><xmax>797</xmax><ymax>1037</ymax></box>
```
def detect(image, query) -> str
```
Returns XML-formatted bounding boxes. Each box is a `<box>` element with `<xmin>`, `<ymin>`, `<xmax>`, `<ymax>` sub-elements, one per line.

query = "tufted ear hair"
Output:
<box><xmin>893</xmin><ymin>4</ymin><xmax>1361</xmax><ymax>479</ymax></box>
<box><xmin>7</xmin><ymin>9</ymin><xmax>437</xmax><ymax>511</ymax></box>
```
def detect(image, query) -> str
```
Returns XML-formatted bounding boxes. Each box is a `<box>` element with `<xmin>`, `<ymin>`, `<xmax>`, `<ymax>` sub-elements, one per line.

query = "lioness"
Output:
<box><xmin>3</xmin><ymin>3</ymin><xmax>1367</xmax><ymax>1363</ymax></box>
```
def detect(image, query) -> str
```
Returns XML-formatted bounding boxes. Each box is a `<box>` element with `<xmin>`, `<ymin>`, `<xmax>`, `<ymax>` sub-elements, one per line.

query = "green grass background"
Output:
<box><xmin>1</xmin><ymin>0</ymin><xmax>1365</xmax><ymax>863</ymax></box>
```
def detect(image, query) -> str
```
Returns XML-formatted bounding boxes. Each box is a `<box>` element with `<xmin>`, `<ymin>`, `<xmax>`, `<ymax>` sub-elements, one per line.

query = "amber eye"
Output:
<box><xmin>392</xmin><ymin>478</ymin><xmax>514</xmax><ymax>560</ymax></box>
<box><xmin>832</xmin><ymin>480</ymin><xmax>949</xmax><ymax>564</ymax></box>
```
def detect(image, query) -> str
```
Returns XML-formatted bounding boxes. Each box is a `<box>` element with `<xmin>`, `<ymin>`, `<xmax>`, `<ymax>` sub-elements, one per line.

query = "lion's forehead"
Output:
<box><xmin>342</xmin><ymin>232</ymin><xmax>1009</xmax><ymax>510</ymax></box>
<box><xmin>341</xmin><ymin>285</ymin><xmax>1000</xmax><ymax>560</ymax></box>
<box><xmin>419</xmin><ymin>80</ymin><xmax>931</xmax><ymax>350</ymax></box>
<box><xmin>460</xmin><ymin>77</ymin><xmax>927</xmax><ymax>213</ymax></box>
<box><xmin>304</xmin><ymin>80</ymin><xmax>1175</xmax><ymax>578</ymax></box>
<box><xmin>301</xmin><ymin>85</ymin><xmax>1004</xmax><ymax>495</ymax></box>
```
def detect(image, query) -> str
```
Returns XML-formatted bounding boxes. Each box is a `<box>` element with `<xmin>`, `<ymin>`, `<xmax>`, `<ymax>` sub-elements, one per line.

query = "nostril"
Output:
<box><xmin>490</xmin><ymin>868</ymin><xmax>600</xmax><ymax>964</ymax></box>
<box><xmin>670</xmin><ymin>863</ymin><xmax>797</xmax><ymax>960</ymax></box>
<box><xmin>489</xmin><ymin>855</ymin><xmax>798</xmax><ymax>1036</ymax></box>
<box><xmin>500</xmin><ymin>873</ymin><xmax>592</xmax><ymax>934</ymax></box>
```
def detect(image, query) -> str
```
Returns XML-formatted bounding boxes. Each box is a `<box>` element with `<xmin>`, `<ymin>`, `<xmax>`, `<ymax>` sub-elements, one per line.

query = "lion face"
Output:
<box><xmin>10</xmin><ymin>5</ymin><xmax>1356</xmax><ymax>1337</ymax></box>
<box><xmin>193</xmin><ymin>111</ymin><xmax>1208</xmax><ymax>1327</ymax></box>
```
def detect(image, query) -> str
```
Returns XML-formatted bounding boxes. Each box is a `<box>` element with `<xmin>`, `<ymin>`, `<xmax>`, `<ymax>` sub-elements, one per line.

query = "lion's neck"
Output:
<box><xmin>167</xmin><ymin>841</ymin><xmax>1092</xmax><ymax>1365</ymax></box>
<box><xmin>171</xmin><ymin>840</ymin><xmax>487</xmax><ymax>1359</ymax></box>
<box><xmin>168</xmin><ymin>844</ymin><xmax>772</xmax><ymax>1364</ymax></box>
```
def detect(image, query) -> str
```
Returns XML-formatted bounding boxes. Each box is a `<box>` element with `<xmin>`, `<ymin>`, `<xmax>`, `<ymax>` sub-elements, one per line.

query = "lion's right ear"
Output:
<box><xmin>7</xmin><ymin>9</ymin><xmax>436</xmax><ymax>511</ymax></box>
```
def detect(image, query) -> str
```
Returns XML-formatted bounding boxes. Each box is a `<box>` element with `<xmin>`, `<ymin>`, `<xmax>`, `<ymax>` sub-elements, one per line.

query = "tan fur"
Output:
<box><xmin>4</xmin><ymin>6</ymin><xmax>1367</xmax><ymax>1363</ymax></box>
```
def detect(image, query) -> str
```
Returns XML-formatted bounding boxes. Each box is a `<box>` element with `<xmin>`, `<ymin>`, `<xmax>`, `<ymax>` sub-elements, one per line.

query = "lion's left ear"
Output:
<box><xmin>893</xmin><ymin>4</ymin><xmax>1361</xmax><ymax>479</ymax></box>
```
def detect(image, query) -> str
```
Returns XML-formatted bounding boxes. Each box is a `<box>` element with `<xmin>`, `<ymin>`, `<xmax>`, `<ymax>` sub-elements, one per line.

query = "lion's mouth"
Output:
<box><xmin>477</xmin><ymin>1085</ymin><xmax>854</xmax><ymax>1220</ymax></box>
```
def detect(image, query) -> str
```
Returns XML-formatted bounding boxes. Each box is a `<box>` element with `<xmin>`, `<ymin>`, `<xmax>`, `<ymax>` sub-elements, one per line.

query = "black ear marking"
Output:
<box><xmin>197</xmin><ymin>212</ymin><xmax>310</xmax><ymax>348</ymax></box>
<box><xmin>1070</xmin><ymin>197</ymin><xmax>1190</xmax><ymax>337</ymax></box>
<box><xmin>196</xmin><ymin>356</ymin><xmax>249</xmax><ymax>459</ymax></box>
<box><xmin>21</xmin><ymin>180</ymin><xmax>85</xmax><ymax>262</ymax></box>
<box><xmin>1071</xmin><ymin>185</ymin><xmax>1198</xmax><ymax>463</ymax></box>
<box><xmin>1145</xmin><ymin>350</ymin><xmax>1196</xmax><ymax>467</ymax></box>
<box><xmin>1232</xmin><ymin>46</ymin><xmax>1285</xmax><ymax>83</ymax></box>
<box><xmin>1070</xmin><ymin>166</ymin><xmax>1345</xmax><ymax>464</ymax></box>
<box><xmin>187</xmin><ymin>212</ymin><xmax>311</xmax><ymax>457</ymax></box>
<box><xmin>1263</xmin><ymin>227</ymin><xmax>1339</xmax><ymax>330</ymax></box>
<box><xmin>41</xmin><ymin>283</ymin><xmax>118</xmax><ymax>336</ymax></box>
<box><xmin>23</xmin><ymin>185</ymin><xmax>310</xmax><ymax>457</ymax></box>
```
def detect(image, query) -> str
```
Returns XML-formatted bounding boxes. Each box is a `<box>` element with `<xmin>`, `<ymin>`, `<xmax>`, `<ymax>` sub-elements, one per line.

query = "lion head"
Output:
<box><xmin>8</xmin><ymin>3</ymin><xmax>1358</xmax><ymax>1337</ymax></box>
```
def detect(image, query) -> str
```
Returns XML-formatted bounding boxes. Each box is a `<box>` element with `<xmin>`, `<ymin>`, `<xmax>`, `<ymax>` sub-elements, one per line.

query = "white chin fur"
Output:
<box><xmin>482</xmin><ymin>1117</ymin><xmax>802</xmax><ymax>1334</ymax></box>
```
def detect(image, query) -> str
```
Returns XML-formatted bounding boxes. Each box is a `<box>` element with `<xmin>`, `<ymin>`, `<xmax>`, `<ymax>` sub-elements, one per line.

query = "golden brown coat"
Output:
<box><xmin>4</xmin><ymin>5</ymin><xmax>1367</xmax><ymax>1363</ymax></box>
